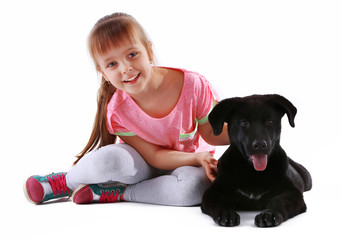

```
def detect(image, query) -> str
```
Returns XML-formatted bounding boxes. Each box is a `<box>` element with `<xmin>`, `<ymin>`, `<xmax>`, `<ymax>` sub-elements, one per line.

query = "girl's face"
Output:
<box><xmin>96</xmin><ymin>39</ymin><xmax>153</xmax><ymax>97</ymax></box>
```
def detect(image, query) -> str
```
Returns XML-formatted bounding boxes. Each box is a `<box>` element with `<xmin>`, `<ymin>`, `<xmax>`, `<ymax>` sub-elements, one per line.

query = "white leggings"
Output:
<box><xmin>66</xmin><ymin>144</ymin><xmax>211</xmax><ymax>206</ymax></box>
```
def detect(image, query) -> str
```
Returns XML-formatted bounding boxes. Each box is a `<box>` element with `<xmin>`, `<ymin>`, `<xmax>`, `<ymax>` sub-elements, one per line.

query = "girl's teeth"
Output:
<box><xmin>124</xmin><ymin>73</ymin><xmax>140</xmax><ymax>82</ymax></box>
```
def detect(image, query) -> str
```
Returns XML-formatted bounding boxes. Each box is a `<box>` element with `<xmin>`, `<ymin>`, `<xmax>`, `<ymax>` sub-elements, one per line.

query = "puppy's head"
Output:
<box><xmin>209</xmin><ymin>94</ymin><xmax>297</xmax><ymax>171</ymax></box>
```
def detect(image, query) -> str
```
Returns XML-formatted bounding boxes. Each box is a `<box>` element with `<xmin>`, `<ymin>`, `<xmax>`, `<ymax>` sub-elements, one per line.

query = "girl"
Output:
<box><xmin>24</xmin><ymin>12</ymin><xmax>229</xmax><ymax>206</ymax></box>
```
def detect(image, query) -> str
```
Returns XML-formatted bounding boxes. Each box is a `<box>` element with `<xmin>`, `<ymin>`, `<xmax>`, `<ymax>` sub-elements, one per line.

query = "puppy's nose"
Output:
<box><xmin>252</xmin><ymin>140</ymin><xmax>267</xmax><ymax>150</ymax></box>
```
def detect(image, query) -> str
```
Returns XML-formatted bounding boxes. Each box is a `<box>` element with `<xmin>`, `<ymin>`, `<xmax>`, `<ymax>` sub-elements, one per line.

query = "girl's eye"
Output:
<box><xmin>108</xmin><ymin>62</ymin><xmax>117</xmax><ymax>68</ymax></box>
<box><xmin>128</xmin><ymin>52</ymin><xmax>138</xmax><ymax>58</ymax></box>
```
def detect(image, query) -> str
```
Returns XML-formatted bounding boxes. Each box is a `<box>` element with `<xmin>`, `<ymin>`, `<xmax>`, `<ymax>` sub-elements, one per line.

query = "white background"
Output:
<box><xmin>1</xmin><ymin>0</ymin><xmax>340</xmax><ymax>239</ymax></box>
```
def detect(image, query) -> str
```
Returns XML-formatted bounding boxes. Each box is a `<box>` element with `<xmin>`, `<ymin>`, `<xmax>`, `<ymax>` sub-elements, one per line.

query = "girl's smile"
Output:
<box><xmin>123</xmin><ymin>72</ymin><xmax>141</xmax><ymax>83</ymax></box>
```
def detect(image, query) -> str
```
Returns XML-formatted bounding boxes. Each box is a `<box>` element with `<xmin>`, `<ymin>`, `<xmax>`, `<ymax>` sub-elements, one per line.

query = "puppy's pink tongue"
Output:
<box><xmin>250</xmin><ymin>154</ymin><xmax>268</xmax><ymax>171</ymax></box>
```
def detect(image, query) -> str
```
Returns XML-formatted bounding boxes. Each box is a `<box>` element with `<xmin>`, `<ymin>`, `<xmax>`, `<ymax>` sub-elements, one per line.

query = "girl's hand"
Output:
<box><xmin>196</xmin><ymin>152</ymin><xmax>218</xmax><ymax>182</ymax></box>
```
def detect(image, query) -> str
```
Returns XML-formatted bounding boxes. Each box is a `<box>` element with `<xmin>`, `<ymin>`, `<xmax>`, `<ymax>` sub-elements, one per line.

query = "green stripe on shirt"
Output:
<box><xmin>179</xmin><ymin>120</ymin><xmax>198</xmax><ymax>140</ymax></box>
<box><xmin>197</xmin><ymin>99</ymin><xmax>218</xmax><ymax>125</ymax></box>
<box><xmin>114</xmin><ymin>132</ymin><xmax>136</xmax><ymax>136</ymax></box>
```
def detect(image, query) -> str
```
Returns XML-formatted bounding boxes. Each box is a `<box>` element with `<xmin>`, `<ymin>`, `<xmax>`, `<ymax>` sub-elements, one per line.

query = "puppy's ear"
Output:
<box><xmin>267</xmin><ymin>94</ymin><xmax>297</xmax><ymax>127</ymax></box>
<box><xmin>208</xmin><ymin>98</ymin><xmax>242</xmax><ymax>135</ymax></box>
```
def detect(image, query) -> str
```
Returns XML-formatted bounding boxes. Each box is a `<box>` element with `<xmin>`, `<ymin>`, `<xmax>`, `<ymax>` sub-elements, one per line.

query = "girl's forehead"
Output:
<box><xmin>113</xmin><ymin>38</ymin><xmax>141</xmax><ymax>50</ymax></box>
<box><xmin>96</xmin><ymin>39</ymin><xmax>144</xmax><ymax>61</ymax></box>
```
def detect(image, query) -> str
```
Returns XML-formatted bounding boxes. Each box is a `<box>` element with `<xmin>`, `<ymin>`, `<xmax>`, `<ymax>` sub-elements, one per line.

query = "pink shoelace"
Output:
<box><xmin>47</xmin><ymin>173</ymin><xmax>70</xmax><ymax>196</ymax></box>
<box><xmin>99</xmin><ymin>190</ymin><xmax>121</xmax><ymax>203</ymax></box>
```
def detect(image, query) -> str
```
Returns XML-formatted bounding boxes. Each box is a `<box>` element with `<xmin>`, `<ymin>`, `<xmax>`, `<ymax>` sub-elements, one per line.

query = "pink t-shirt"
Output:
<box><xmin>106</xmin><ymin>67</ymin><xmax>218</xmax><ymax>154</ymax></box>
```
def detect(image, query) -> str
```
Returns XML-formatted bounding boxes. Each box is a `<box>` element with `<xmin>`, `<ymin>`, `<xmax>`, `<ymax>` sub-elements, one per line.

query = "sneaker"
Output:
<box><xmin>72</xmin><ymin>183</ymin><xmax>126</xmax><ymax>204</ymax></box>
<box><xmin>24</xmin><ymin>172</ymin><xmax>71</xmax><ymax>204</ymax></box>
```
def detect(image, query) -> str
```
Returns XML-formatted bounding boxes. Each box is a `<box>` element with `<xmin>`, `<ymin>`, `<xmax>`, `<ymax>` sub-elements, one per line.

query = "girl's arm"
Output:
<box><xmin>198</xmin><ymin>122</ymin><xmax>230</xmax><ymax>146</ymax></box>
<box><xmin>120</xmin><ymin>135</ymin><xmax>218</xmax><ymax>181</ymax></box>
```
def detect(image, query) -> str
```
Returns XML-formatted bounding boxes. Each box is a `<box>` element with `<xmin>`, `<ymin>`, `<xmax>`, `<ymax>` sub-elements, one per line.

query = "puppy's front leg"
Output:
<box><xmin>255</xmin><ymin>189</ymin><xmax>306</xmax><ymax>227</ymax></box>
<box><xmin>201</xmin><ymin>183</ymin><xmax>240</xmax><ymax>227</ymax></box>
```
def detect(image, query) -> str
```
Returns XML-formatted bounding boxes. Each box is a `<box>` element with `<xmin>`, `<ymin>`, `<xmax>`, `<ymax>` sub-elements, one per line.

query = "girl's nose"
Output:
<box><xmin>122</xmin><ymin>66</ymin><xmax>133</xmax><ymax>74</ymax></box>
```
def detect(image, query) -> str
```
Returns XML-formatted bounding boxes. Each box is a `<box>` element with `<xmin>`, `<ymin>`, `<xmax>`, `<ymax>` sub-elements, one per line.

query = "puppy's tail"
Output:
<box><xmin>288</xmin><ymin>158</ymin><xmax>312</xmax><ymax>192</ymax></box>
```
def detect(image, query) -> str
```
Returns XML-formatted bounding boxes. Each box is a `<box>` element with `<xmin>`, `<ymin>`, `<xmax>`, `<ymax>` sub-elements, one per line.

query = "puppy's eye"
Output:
<box><xmin>240</xmin><ymin>120</ymin><xmax>249</xmax><ymax>127</ymax></box>
<box><xmin>266</xmin><ymin>120</ymin><xmax>274</xmax><ymax>126</ymax></box>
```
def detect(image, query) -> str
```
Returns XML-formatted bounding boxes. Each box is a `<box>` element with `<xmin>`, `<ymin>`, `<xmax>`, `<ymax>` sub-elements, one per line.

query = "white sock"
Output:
<box><xmin>41</xmin><ymin>181</ymin><xmax>53</xmax><ymax>195</ymax></box>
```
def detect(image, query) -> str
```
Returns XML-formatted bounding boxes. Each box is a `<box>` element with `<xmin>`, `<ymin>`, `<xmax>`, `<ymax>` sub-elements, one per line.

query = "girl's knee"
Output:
<box><xmin>91</xmin><ymin>144</ymin><xmax>139</xmax><ymax>178</ymax></box>
<box><xmin>172</xmin><ymin>166</ymin><xmax>210</xmax><ymax>186</ymax></box>
<box><xmin>171</xmin><ymin>166</ymin><xmax>211</xmax><ymax>206</ymax></box>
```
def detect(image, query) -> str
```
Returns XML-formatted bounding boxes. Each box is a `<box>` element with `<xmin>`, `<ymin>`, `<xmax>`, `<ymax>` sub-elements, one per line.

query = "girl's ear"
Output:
<box><xmin>147</xmin><ymin>41</ymin><xmax>154</xmax><ymax>63</ymax></box>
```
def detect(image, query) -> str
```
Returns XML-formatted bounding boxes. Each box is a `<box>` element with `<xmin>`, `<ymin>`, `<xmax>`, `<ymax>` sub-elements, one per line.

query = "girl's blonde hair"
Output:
<box><xmin>74</xmin><ymin>12</ymin><xmax>154</xmax><ymax>164</ymax></box>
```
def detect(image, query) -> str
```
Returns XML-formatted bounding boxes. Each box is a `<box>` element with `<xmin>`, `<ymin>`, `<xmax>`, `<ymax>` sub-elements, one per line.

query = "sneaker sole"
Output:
<box><xmin>23</xmin><ymin>177</ymin><xmax>41</xmax><ymax>204</ymax></box>
<box><xmin>71</xmin><ymin>184</ymin><xmax>93</xmax><ymax>204</ymax></box>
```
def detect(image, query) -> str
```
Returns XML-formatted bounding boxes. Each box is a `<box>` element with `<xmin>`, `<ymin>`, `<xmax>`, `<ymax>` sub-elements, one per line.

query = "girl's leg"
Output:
<box><xmin>66</xmin><ymin>143</ymin><xmax>160</xmax><ymax>190</ymax></box>
<box><xmin>123</xmin><ymin>166</ymin><xmax>211</xmax><ymax>206</ymax></box>
<box><xmin>24</xmin><ymin>143</ymin><xmax>160</xmax><ymax>204</ymax></box>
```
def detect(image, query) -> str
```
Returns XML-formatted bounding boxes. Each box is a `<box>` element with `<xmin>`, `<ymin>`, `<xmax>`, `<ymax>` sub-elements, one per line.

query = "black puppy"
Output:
<box><xmin>201</xmin><ymin>94</ymin><xmax>312</xmax><ymax>227</ymax></box>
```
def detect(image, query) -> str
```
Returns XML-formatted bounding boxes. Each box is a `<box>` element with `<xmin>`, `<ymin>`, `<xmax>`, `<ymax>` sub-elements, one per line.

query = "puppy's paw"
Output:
<box><xmin>255</xmin><ymin>210</ymin><xmax>283</xmax><ymax>227</ymax></box>
<box><xmin>214</xmin><ymin>210</ymin><xmax>240</xmax><ymax>227</ymax></box>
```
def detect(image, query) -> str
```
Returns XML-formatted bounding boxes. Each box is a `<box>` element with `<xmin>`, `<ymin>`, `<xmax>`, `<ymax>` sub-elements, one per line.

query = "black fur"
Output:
<box><xmin>201</xmin><ymin>94</ymin><xmax>312</xmax><ymax>227</ymax></box>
